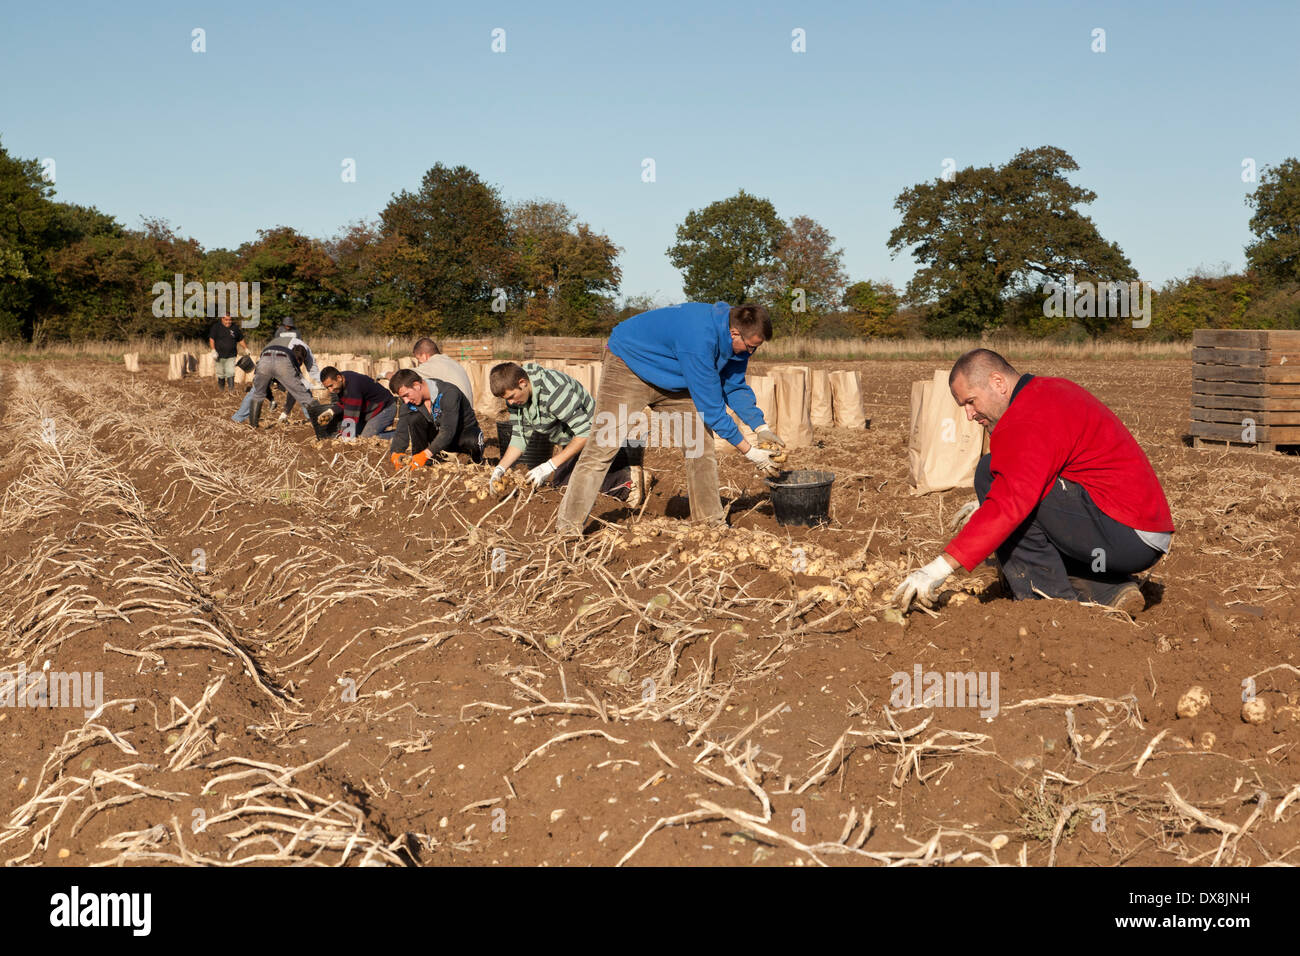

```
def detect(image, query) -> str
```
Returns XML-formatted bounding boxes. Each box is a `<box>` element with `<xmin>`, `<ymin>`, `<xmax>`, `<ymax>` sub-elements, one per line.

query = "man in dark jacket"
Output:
<box><xmin>319</xmin><ymin>367</ymin><xmax>397</xmax><ymax>438</ymax></box>
<box><xmin>892</xmin><ymin>348</ymin><xmax>1174</xmax><ymax>614</ymax></box>
<box><xmin>387</xmin><ymin>368</ymin><xmax>485</xmax><ymax>469</ymax></box>
<box><xmin>208</xmin><ymin>313</ymin><xmax>251</xmax><ymax>390</ymax></box>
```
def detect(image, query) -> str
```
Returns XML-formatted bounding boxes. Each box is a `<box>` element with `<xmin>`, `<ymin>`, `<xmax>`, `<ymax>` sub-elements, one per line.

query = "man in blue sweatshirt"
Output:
<box><xmin>556</xmin><ymin>301</ymin><xmax>784</xmax><ymax>535</ymax></box>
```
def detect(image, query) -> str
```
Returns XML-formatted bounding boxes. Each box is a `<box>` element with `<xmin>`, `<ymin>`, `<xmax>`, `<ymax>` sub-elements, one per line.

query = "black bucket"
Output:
<box><xmin>765</xmin><ymin>469</ymin><xmax>835</xmax><ymax>526</ymax></box>
<box><xmin>496</xmin><ymin>421</ymin><xmax>553</xmax><ymax>469</ymax></box>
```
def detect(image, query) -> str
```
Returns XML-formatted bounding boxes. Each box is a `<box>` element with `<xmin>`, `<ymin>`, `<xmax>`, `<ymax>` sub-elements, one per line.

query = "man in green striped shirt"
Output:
<box><xmin>489</xmin><ymin>362</ymin><xmax>638</xmax><ymax>502</ymax></box>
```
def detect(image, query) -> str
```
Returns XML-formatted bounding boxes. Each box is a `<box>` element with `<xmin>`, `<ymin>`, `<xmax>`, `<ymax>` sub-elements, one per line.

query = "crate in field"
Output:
<box><xmin>441</xmin><ymin>339</ymin><xmax>493</xmax><ymax>362</ymax></box>
<box><xmin>523</xmin><ymin>336</ymin><xmax>606</xmax><ymax>363</ymax></box>
<box><xmin>1190</xmin><ymin>329</ymin><xmax>1300</xmax><ymax>450</ymax></box>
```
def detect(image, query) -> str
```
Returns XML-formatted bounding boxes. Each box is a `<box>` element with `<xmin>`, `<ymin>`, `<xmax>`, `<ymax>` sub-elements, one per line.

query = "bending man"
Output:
<box><xmin>489</xmin><ymin>361</ymin><xmax>636</xmax><ymax>501</ymax></box>
<box><xmin>556</xmin><ymin>301</ymin><xmax>784</xmax><ymax>535</ymax></box>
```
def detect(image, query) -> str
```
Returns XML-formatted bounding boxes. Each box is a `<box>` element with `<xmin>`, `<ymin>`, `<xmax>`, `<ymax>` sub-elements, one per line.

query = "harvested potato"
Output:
<box><xmin>1241</xmin><ymin>697</ymin><xmax>1270</xmax><ymax>725</ymax></box>
<box><xmin>1177</xmin><ymin>685</ymin><xmax>1210</xmax><ymax>719</ymax></box>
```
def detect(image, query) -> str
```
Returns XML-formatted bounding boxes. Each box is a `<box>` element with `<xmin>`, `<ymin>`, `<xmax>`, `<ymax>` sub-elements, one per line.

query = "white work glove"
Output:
<box><xmin>756</xmin><ymin>427</ymin><xmax>785</xmax><ymax>448</ymax></box>
<box><xmin>745</xmin><ymin>445</ymin><xmax>781</xmax><ymax>477</ymax></box>
<box><xmin>891</xmin><ymin>556</ymin><xmax>954</xmax><ymax>611</ymax></box>
<box><xmin>526</xmin><ymin>460</ymin><xmax>556</xmax><ymax>488</ymax></box>
<box><xmin>490</xmin><ymin>465</ymin><xmax>506</xmax><ymax>482</ymax></box>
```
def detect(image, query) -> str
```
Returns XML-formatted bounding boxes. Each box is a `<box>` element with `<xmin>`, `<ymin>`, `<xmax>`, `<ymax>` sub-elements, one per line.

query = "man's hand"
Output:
<box><xmin>391</xmin><ymin>452</ymin><xmax>410</xmax><ymax>471</ymax></box>
<box><xmin>490</xmin><ymin>465</ymin><xmax>506</xmax><ymax>482</ymax></box>
<box><xmin>891</xmin><ymin>556</ymin><xmax>954</xmax><ymax>611</ymax></box>
<box><xmin>527</xmin><ymin>460</ymin><xmax>556</xmax><ymax>488</ymax></box>
<box><xmin>756</xmin><ymin>427</ymin><xmax>784</xmax><ymax>448</ymax></box>
<box><xmin>209</xmin><ymin>349</ymin><xmax>218</xmax><ymax>362</ymax></box>
<box><xmin>745</xmin><ymin>445</ymin><xmax>781</xmax><ymax>477</ymax></box>
<box><xmin>408</xmin><ymin>450</ymin><xmax>431</xmax><ymax>470</ymax></box>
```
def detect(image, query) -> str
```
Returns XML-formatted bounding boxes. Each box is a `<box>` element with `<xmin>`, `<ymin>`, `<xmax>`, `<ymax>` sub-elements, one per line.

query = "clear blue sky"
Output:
<box><xmin>2</xmin><ymin>0</ymin><xmax>1295</xmax><ymax>303</ymax></box>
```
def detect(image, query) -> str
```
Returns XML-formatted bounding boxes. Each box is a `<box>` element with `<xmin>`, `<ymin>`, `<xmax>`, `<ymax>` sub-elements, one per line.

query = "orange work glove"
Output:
<box><xmin>408</xmin><ymin>450</ymin><xmax>431</xmax><ymax>469</ymax></box>
<box><xmin>391</xmin><ymin>452</ymin><xmax>410</xmax><ymax>471</ymax></box>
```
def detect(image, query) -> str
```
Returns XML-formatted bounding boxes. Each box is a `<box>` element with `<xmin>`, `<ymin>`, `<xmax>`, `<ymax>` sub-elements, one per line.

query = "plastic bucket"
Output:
<box><xmin>765</xmin><ymin>469</ymin><xmax>835</xmax><ymax>526</ymax></box>
<box><xmin>496</xmin><ymin>421</ymin><xmax>553</xmax><ymax>469</ymax></box>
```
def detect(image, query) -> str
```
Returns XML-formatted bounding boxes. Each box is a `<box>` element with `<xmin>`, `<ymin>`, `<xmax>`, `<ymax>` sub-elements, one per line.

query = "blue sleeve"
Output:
<box><xmin>721</xmin><ymin>359</ymin><xmax>764</xmax><ymax>430</ymax></box>
<box><xmin>679</xmin><ymin>349</ymin><xmax>743</xmax><ymax>445</ymax></box>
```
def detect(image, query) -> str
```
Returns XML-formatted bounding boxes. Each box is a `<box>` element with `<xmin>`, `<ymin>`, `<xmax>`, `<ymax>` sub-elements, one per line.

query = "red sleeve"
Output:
<box><xmin>945</xmin><ymin>416</ymin><xmax>1071</xmax><ymax>571</ymax></box>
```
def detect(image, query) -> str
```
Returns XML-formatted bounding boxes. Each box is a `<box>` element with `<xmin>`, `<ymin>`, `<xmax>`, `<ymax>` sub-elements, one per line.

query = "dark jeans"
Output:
<box><xmin>552</xmin><ymin>446</ymin><xmax>634</xmax><ymax>499</ymax></box>
<box><xmin>408</xmin><ymin>416</ymin><xmax>485</xmax><ymax>463</ymax></box>
<box><xmin>974</xmin><ymin>454</ymin><xmax>1163</xmax><ymax>600</ymax></box>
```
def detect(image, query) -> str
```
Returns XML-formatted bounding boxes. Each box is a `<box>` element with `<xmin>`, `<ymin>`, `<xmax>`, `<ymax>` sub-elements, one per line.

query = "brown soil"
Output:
<box><xmin>0</xmin><ymin>357</ymin><xmax>1296</xmax><ymax>867</ymax></box>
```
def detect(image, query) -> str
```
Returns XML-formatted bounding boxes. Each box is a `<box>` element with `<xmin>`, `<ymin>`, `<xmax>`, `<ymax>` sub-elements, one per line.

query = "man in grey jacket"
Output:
<box><xmin>412</xmin><ymin>337</ymin><xmax>474</xmax><ymax>406</ymax></box>
<box><xmin>246</xmin><ymin>318</ymin><xmax>322</xmax><ymax>429</ymax></box>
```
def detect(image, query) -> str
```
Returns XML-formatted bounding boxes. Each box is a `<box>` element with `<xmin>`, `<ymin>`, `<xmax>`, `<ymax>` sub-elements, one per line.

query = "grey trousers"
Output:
<box><xmin>250</xmin><ymin>354</ymin><xmax>314</xmax><ymax>417</ymax></box>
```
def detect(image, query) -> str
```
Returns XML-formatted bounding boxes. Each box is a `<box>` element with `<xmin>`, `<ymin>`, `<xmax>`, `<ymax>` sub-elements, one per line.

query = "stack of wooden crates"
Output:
<box><xmin>1190</xmin><ymin>329</ymin><xmax>1300</xmax><ymax>451</ymax></box>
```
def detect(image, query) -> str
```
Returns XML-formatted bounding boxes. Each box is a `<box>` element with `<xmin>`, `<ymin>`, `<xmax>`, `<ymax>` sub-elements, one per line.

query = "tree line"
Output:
<box><xmin>1</xmin><ymin>137</ymin><xmax>1296</xmax><ymax>343</ymax></box>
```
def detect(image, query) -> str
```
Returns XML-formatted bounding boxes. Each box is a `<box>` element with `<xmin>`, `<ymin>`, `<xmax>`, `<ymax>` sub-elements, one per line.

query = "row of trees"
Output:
<box><xmin>2</xmin><ymin>135</ymin><xmax>1296</xmax><ymax>342</ymax></box>
<box><xmin>0</xmin><ymin>146</ymin><xmax>626</xmax><ymax>341</ymax></box>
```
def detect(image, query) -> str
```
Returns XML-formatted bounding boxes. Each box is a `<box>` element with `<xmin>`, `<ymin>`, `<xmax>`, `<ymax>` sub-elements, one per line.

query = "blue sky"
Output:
<box><xmin>2</xmin><ymin>0</ymin><xmax>1296</xmax><ymax>302</ymax></box>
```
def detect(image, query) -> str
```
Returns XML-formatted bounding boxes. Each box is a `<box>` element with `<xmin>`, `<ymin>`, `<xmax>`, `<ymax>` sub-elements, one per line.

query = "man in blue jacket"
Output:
<box><xmin>556</xmin><ymin>301</ymin><xmax>784</xmax><ymax>535</ymax></box>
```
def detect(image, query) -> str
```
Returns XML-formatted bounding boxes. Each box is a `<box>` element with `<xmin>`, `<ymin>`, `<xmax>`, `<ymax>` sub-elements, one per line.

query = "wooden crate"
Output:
<box><xmin>440</xmin><ymin>339</ymin><xmax>493</xmax><ymax>362</ymax></box>
<box><xmin>523</xmin><ymin>336</ymin><xmax>606</xmax><ymax>362</ymax></box>
<box><xmin>1190</xmin><ymin>329</ymin><xmax>1300</xmax><ymax>449</ymax></box>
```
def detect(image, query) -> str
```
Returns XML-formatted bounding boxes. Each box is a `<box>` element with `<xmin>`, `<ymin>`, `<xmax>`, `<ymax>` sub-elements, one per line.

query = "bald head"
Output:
<box><xmin>948</xmin><ymin>349</ymin><xmax>1021</xmax><ymax>431</ymax></box>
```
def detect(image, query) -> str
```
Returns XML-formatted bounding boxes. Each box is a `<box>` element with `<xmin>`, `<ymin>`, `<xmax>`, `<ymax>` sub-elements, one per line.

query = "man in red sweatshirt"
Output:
<box><xmin>892</xmin><ymin>349</ymin><xmax>1173</xmax><ymax>614</ymax></box>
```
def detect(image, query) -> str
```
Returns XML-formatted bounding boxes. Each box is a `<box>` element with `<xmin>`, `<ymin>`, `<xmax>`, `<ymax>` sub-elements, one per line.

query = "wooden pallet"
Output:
<box><xmin>523</xmin><ymin>336</ymin><xmax>606</xmax><ymax>362</ymax></box>
<box><xmin>1190</xmin><ymin>329</ymin><xmax>1300</xmax><ymax>449</ymax></box>
<box><xmin>440</xmin><ymin>339</ymin><xmax>493</xmax><ymax>362</ymax></box>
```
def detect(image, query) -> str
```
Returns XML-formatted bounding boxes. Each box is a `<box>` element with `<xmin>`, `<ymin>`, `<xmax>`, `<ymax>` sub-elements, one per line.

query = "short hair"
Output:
<box><xmin>729</xmin><ymin>304</ymin><xmax>772</xmax><ymax>340</ymax></box>
<box><xmin>489</xmin><ymin>362</ymin><xmax>528</xmax><ymax>398</ymax></box>
<box><xmin>320</xmin><ymin>365</ymin><xmax>341</xmax><ymax>383</ymax></box>
<box><xmin>389</xmin><ymin>368</ymin><xmax>423</xmax><ymax>394</ymax></box>
<box><xmin>949</xmin><ymin>348</ymin><xmax>1018</xmax><ymax>388</ymax></box>
<box><xmin>412</xmin><ymin>337</ymin><xmax>440</xmax><ymax>358</ymax></box>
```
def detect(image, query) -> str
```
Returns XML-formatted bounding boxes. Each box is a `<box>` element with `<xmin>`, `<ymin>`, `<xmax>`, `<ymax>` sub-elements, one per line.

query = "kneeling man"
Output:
<box><xmin>893</xmin><ymin>349</ymin><xmax>1173</xmax><ymax>614</ymax></box>
<box><xmin>387</xmin><ymin>368</ymin><xmax>485</xmax><ymax>469</ymax></box>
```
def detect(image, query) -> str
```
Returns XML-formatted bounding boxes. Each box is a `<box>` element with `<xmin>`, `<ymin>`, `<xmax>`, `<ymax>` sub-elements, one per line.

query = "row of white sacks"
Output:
<box><xmin>153</xmin><ymin>350</ymin><xmax>866</xmax><ymax>445</ymax></box>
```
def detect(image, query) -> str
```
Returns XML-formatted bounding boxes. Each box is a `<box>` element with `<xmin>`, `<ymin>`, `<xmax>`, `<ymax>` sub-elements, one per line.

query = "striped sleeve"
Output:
<box><xmin>532</xmin><ymin>366</ymin><xmax>594</xmax><ymax>437</ymax></box>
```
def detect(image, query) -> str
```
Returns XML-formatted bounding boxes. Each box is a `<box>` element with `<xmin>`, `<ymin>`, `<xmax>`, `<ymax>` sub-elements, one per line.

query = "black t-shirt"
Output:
<box><xmin>208</xmin><ymin>321</ymin><xmax>244</xmax><ymax>358</ymax></box>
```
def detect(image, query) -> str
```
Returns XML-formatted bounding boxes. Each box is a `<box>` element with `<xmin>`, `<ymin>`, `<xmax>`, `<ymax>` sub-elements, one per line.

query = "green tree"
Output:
<box><xmin>0</xmin><ymin>138</ymin><xmax>124</xmax><ymax>340</ymax></box>
<box><xmin>761</xmin><ymin>215</ymin><xmax>848</xmax><ymax>336</ymax></box>
<box><xmin>1246</xmin><ymin>158</ymin><xmax>1300</xmax><ymax>286</ymax></box>
<box><xmin>47</xmin><ymin>217</ymin><xmax>205</xmax><ymax>340</ymax></box>
<box><xmin>379</xmin><ymin>164</ymin><xmax>512</xmax><ymax>333</ymax></box>
<box><xmin>667</xmin><ymin>189</ymin><xmax>784</xmax><ymax>304</ymax></box>
<box><xmin>236</xmin><ymin>226</ymin><xmax>339</xmax><ymax>332</ymax></box>
<box><xmin>843</xmin><ymin>279</ymin><xmax>904</xmax><ymax>337</ymax></box>
<box><xmin>887</xmin><ymin>146</ymin><xmax>1135</xmax><ymax>335</ymax></box>
<box><xmin>508</xmin><ymin>199</ymin><xmax>621</xmax><ymax>334</ymax></box>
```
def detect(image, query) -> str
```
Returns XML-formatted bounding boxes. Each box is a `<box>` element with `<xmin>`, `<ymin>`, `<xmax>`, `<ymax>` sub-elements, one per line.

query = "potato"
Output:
<box><xmin>1177</xmin><ymin>685</ymin><xmax>1210</xmax><ymax>719</ymax></box>
<box><xmin>1241</xmin><ymin>697</ymin><xmax>1270</xmax><ymax>725</ymax></box>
